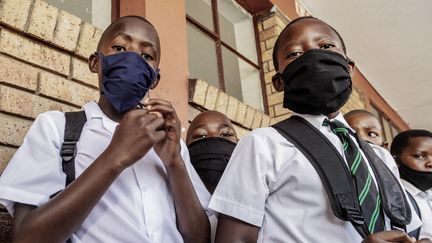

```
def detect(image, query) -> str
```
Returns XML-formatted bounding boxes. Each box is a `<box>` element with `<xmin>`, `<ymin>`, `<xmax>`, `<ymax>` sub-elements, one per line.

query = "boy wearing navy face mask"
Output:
<box><xmin>0</xmin><ymin>16</ymin><xmax>210</xmax><ymax>243</ymax></box>
<box><xmin>209</xmin><ymin>16</ymin><xmax>425</xmax><ymax>243</ymax></box>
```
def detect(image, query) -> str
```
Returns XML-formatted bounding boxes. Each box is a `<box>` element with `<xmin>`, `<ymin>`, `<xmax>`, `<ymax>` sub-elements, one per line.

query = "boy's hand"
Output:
<box><xmin>107</xmin><ymin>109</ymin><xmax>166</xmax><ymax>168</ymax></box>
<box><xmin>144</xmin><ymin>99</ymin><xmax>182</xmax><ymax>167</ymax></box>
<box><xmin>362</xmin><ymin>230</ymin><xmax>431</xmax><ymax>243</ymax></box>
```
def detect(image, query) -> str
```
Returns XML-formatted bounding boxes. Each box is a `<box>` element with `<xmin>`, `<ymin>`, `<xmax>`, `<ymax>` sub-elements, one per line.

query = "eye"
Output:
<box><xmin>413</xmin><ymin>153</ymin><xmax>425</xmax><ymax>160</ymax></box>
<box><xmin>320</xmin><ymin>43</ymin><xmax>336</xmax><ymax>50</ymax></box>
<box><xmin>221</xmin><ymin>132</ymin><xmax>234</xmax><ymax>138</ymax></box>
<box><xmin>112</xmin><ymin>45</ymin><xmax>126</xmax><ymax>52</ymax></box>
<box><xmin>142</xmin><ymin>53</ymin><xmax>154</xmax><ymax>61</ymax></box>
<box><xmin>367</xmin><ymin>131</ymin><xmax>379</xmax><ymax>138</ymax></box>
<box><xmin>285</xmin><ymin>51</ymin><xmax>302</xmax><ymax>59</ymax></box>
<box><xmin>192</xmin><ymin>134</ymin><xmax>207</xmax><ymax>140</ymax></box>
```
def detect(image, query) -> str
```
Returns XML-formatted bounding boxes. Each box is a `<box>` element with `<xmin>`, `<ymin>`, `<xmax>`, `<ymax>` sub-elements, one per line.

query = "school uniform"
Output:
<box><xmin>402</xmin><ymin>179</ymin><xmax>432</xmax><ymax>239</ymax></box>
<box><xmin>209</xmin><ymin>113</ymin><xmax>421</xmax><ymax>243</ymax></box>
<box><xmin>0</xmin><ymin>101</ymin><xmax>210</xmax><ymax>243</ymax></box>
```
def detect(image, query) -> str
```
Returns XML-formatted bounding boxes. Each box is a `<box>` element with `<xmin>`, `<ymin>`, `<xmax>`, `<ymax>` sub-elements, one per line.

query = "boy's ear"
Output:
<box><xmin>150</xmin><ymin>73</ymin><xmax>161</xmax><ymax>89</ymax></box>
<box><xmin>272</xmin><ymin>72</ymin><xmax>285</xmax><ymax>92</ymax></box>
<box><xmin>88</xmin><ymin>53</ymin><xmax>99</xmax><ymax>73</ymax></box>
<box><xmin>347</xmin><ymin>57</ymin><xmax>356</xmax><ymax>75</ymax></box>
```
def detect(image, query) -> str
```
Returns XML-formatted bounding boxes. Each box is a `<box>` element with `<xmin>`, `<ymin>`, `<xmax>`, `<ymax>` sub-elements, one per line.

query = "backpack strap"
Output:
<box><xmin>61</xmin><ymin>111</ymin><xmax>87</xmax><ymax>187</ymax></box>
<box><xmin>272</xmin><ymin>116</ymin><xmax>369</xmax><ymax>238</ymax></box>
<box><xmin>355</xmin><ymin>138</ymin><xmax>412</xmax><ymax>228</ymax></box>
<box><xmin>406</xmin><ymin>191</ymin><xmax>422</xmax><ymax>240</ymax></box>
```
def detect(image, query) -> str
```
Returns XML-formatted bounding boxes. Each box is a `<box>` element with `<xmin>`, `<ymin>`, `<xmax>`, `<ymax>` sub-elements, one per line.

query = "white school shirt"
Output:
<box><xmin>402</xmin><ymin>179</ymin><xmax>432</xmax><ymax>239</ymax></box>
<box><xmin>0</xmin><ymin>101</ymin><xmax>211</xmax><ymax>243</ymax></box>
<box><xmin>209</xmin><ymin>113</ymin><xmax>421</xmax><ymax>243</ymax></box>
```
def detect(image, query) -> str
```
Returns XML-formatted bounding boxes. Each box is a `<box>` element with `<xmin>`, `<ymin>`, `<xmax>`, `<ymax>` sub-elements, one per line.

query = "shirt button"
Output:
<box><xmin>142</xmin><ymin>186</ymin><xmax>147</xmax><ymax>192</ymax></box>
<box><xmin>150</xmin><ymin>233</ymin><xmax>156</xmax><ymax>241</ymax></box>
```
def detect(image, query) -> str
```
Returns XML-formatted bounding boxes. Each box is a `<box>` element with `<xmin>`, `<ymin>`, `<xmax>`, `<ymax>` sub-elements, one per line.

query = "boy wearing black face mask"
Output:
<box><xmin>0</xmin><ymin>16</ymin><xmax>210</xmax><ymax>243</ymax></box>
<box><xmin>391</xmin><ymin>130</ymin><xmax>432</xmax><ymax>239</ymax></box>
<box><xmin>186</xmin><ymin>110</ymin><xmax>238</xmax><ymax>243</ymax></box>
<box><xmin>209</xmin><ymin>16</ymin><xmax>423</xmax><ymax>243</ymax></box>
<box><xmin>186</xmin><ymin>110</ymin><xmax>238</xmax><ymax>194</ymax></box>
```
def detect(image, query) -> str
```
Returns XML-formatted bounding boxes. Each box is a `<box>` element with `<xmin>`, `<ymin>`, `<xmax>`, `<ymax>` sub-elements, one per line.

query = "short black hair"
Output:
<box><xmin>272</xmin><ymin>16</ymin><xmax>347</xmax><ymax>71</ymax></box>
<box><xmin>97</xmin><ymin>15</ymin><xmax>160</xmax><ymax>54</ymax></box>
<box><xmin>390</xmin><ymin>129</ymin><xmax>432</xmax><ymax>159</ymax></box>
<box><xmin>344</xmin><ymin>109</ymin><xmax>378</xmax><ymax>120</ymax></box>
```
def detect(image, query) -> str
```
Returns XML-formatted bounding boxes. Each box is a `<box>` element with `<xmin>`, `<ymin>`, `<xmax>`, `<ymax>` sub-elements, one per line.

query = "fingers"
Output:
<box><xmin>146</xmin><ymin>116</ymin><xmax>165</xmax><ymax>132</ymax></box>
<box><xmin>143</xmin><ymin>99</ymin><xmax>177</xmax><ymax>117</ymax></box>
<box><xmin>363</xmin><ymin>231</ymin><xmax>414</xmax><ymax>243</ymax></box>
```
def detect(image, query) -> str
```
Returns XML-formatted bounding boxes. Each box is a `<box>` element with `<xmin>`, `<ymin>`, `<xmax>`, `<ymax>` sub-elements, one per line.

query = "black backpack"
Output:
<box><xmin>53</xmin><ymin>111</ymin><xmax>86</xmax><ymax>243</ymax></box>
<box><xmin>60</xmin><ymin>111</ymin><xmax>87</xmax><ymax>188</ymax></box>
<box><xmin>272</xmin><ymin>116</ymin><xmax>418</xmax><ymax>239</ymax></box>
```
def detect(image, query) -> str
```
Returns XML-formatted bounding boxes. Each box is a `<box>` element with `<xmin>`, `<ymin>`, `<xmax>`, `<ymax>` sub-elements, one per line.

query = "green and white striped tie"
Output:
<box><xmin>324</xmin><ymin>119</ymin><xmax>385</xmax><ymax>234</ymax></box>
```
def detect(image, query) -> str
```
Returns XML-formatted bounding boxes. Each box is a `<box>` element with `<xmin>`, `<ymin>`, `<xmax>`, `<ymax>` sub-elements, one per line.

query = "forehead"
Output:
<box><xmin>190</xmin><ymin>112</ymin><xmax>232</xmax><ymax>129</ymax></box>
<box><xmin>350</xmin><ymin>114</ymin><xmax>380</xmax><ymax>127</ymax></box>
<box><xmin>407</xmin><ymin>136</ymin><xmax>432</xmax><ymax>149</ymax></box>
<box><xmin>278</xmin><ymin>19</ymin><xmax>341</xmax><ymax>48</ymax></box>
<box><xmin>100</xmin><ymin>18</ymin><xmax>160</xmax><ymax>50</ymax></box>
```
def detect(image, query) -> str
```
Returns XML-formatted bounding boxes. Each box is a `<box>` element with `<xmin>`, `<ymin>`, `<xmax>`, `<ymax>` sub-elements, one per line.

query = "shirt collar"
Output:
<box><xmin>82</xmin><ymin>101</ymin><xmax>118</xmax><ymax>132</ymax></box>
<box><xmin>402</xmin><ymin>179</ymin><xmax>429</xmax><ymax>198</ymax></box>
<box><xmin>293</xmin><ymin>112</ymin><xmax>355</xmax><ymax>133</ymax></box>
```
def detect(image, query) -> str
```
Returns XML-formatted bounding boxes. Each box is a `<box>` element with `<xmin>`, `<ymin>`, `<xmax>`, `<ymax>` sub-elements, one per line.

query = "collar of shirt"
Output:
<box><xmin>293</xmin><ymin>112</ymin><xmax>355</xmax><ymax>133</ymax></box>
<box><xmin>402</xmin><ymin>179</ymin><xmax>432</xmax><ymax>200</ymax></box>
<box><xmin>82</xmin><ymin>101</ymin><xmax>118</xmax><ymax>132</ymax></box>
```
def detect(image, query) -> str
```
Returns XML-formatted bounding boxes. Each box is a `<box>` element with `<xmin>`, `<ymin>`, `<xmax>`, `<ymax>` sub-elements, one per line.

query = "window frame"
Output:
<box><xmin>186</xmin><ymin>0</ymin><xmax>269</xmax><ymax>113</ymax></box>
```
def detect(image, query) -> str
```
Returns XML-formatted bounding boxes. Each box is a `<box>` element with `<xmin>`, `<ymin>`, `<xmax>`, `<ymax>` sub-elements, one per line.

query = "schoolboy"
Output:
<box><xmin>391</xmin><ymin>130</ymin><xmax>432</xmax><ymax>239</ymax></box>
<box><xmin>186</xmin><ymin>111</ymin><xmax>238</xmax><ymax>193</ymax></box>
<box><xmin>345</xmin><ymin>109</ymin><xmax>387</xmax><ymax>148</ymax></box>
<box><xmin>209</xmin><ymin>16</ymin><xmax>422</xmax><ymax>243</ymax></box>
<box><xmin>186</xmin><ymin>110</ymin><xmax>238</xmax><ymax>242</ymax></box>
<box><xmin>0</xmin><ymin>16</ymin><xmax>210</xmax><ymax>243</ymax></box>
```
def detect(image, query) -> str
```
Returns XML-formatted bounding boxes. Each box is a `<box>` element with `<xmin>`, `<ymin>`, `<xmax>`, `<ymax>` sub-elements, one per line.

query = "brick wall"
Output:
<box><xmin>257</xmin><ymin>9</ymin><xmax>367</xmax><ymax>122</ymax></box>
<box><xmin>0</xmin><ymin>0</ymin><xmax>101</xmax><ymax>165</ymax></box>
<box><xmin>188</xmin><ymin>79</ymin><xmax>272</xmax><ymax>138</ymax></box>
<box><xmin>0</xmin><ymin>0</ymin><xmax>101</xmax><ymax>240</ymax></box>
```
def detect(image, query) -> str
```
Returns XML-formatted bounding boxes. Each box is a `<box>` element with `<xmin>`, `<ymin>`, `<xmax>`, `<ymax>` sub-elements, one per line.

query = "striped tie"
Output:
<box><xmin>323</xmin><ymin>119</ymin><xmax>385</xmax><ymax>234</ymax></box>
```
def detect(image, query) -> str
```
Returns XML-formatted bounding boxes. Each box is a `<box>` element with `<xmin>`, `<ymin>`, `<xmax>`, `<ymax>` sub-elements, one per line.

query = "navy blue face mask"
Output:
<box><xmin>97</xmin><ymin>51</ymin><xmax>159</xmax><ymax>113</ymax></box>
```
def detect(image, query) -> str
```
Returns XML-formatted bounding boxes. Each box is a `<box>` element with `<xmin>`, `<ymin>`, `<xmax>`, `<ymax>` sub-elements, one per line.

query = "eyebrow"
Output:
<box><xmin>193</xmin><ymin>123</ymin><xmax>233</xmax><ymax>130</ymax></box>
<box><xmin>282</xmin><ymin>35</ymin><xmax>338</xmax><ymax>52</ymax></box>
<box><xmin>113</xmin><ymin>33</ymin><xmax>158</xmax><ymax>51</ymax></box>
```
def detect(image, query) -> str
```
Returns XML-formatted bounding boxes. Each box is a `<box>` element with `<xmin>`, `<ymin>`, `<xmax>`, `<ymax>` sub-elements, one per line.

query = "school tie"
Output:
<box><xmin>323</xmin><ymin>119</ymin><xmax>385</xmax><ymax>234</ymax></box>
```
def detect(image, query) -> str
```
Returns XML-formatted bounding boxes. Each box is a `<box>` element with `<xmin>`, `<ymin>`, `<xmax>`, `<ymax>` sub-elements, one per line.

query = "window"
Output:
<box><xmin>45</xmin><ymin>0</ymin><xmax>111</xmax><ymax>30</ymax></box>
<box><xmin>186</xmin><ymin>0</ymin><xmax>265</xmax><ymax>111</ymax></box>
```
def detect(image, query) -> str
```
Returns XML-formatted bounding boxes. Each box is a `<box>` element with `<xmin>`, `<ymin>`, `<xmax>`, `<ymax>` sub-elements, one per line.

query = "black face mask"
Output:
<box><xmin>399</xmin><ymin>164</ymin><xmax>432</xmax><ymax>192</ymax></box>
<box><xmin>281</xmin><ymin>49</ymin><xmax>352</xmax><ymax>115</ymax></box>
<box><xmin>188</xmin><ymin>137</ymin><xmax>236</xmax><ymax>193</ymax></box>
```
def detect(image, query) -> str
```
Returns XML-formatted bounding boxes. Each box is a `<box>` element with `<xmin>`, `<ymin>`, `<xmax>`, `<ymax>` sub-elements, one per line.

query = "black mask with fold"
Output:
<box><xmin>399</xmin><ymin>164</ymin><xmax>432</xmax><ymax>192</ymax></box>
<box><xmin>280</xmin><ymin>49</ymin><xmax>352</xmax><ymax>115</ymax></box>
<box><xmin>188</xmin><ymin>137</ymin><xmax>236</xmax><ymax>193</ymax></box>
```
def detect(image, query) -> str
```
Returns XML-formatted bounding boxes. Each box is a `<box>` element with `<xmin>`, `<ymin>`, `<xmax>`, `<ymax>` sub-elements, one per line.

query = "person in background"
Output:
<box><xmin>186</xmin><ymin>110</ymin><xmax>238</xmax><ymax>243</ymax></box>
<box><xmin>391</xmin><ymin>130</ymin><xmax>432</xmax><ymax>239</ymax></box>
<box><xmin>345</xmin><ymin>109</ymin><xmax>388</xmax><ymax>149</ymax></box>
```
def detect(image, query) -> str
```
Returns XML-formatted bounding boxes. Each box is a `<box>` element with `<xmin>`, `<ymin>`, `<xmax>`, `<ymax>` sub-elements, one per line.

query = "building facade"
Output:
<box><xmin>0</xmin><ymin>0</ymin><xmax>409</xmax><ymax>241</ymax></box>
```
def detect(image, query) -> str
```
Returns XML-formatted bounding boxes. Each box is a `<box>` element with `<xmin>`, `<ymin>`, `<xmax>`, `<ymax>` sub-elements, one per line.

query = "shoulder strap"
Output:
<box><xmin>272</xmin><ymin>116</ymin><xmax>369</xmax><ymax>238</ymax></box>
<box><xmin>355</xmin><ymin>138</ymin><xmax>412</xmax><ymax>227</ymax></box>
<box><xmin>406</xmin><ymin>191</ymin><xmax>421</xmax><ymax>240</ymax></box>
<box><xmin>61</xmin><ymin>111</ymin><xmax>87</xmax><ymax>187</ymax></box>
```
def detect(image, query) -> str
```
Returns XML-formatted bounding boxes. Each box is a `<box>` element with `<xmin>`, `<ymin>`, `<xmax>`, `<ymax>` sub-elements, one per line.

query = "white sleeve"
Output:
<box><xmin>0</xmin><ymin>111</ymin><xmax>66</xmax><ymax>215</ymax></box>
<box><xmin>209</xmin><ymin>128</ymin><xmax>279</xmax><ymax>227</ymax></box>
<box><xmin>372</xmin><ymin>145</ymin><xmax>423</xmax><ymax>232</ymax></box>
<box><xmin>180</xmin><ymin>139</ymin><xmax>212</xmax><ymax>216</ymax></box>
